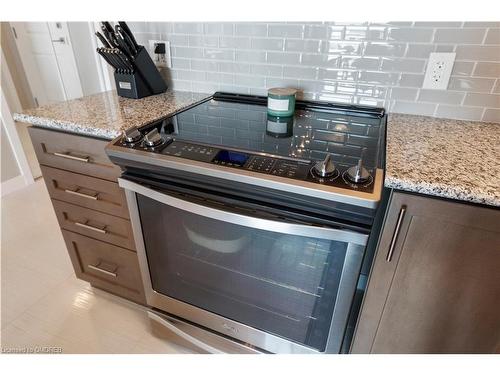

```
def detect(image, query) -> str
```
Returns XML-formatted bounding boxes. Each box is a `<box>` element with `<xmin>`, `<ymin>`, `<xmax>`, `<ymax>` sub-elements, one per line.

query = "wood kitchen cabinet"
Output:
<box><xmin>351</xmin><ymin>191</ymin><xmax>500</xmax><ymax>354</ymax></box>
<box><xmin>28</xmin><ymin>126</ymin><xmax>146</xmax><ymax>305</ymax></box>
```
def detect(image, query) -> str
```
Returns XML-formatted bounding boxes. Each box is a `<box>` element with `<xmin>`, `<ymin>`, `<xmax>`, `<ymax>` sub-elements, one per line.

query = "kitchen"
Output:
<box><xmin>1</xmin><ymin>0</ymin><xmax>499</xmax><ymax>372</ymax></box>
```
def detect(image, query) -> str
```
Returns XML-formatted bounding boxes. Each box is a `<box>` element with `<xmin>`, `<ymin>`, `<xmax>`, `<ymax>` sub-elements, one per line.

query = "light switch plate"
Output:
<box><xmin>422</xmin><ymin>52</ymin><xmax>456</xmax><ymax>90</ymax></box>
<box><xmin>147</xmin><ymin>40</ymin><xmax>171</xmax><ymax>68</ymax></box>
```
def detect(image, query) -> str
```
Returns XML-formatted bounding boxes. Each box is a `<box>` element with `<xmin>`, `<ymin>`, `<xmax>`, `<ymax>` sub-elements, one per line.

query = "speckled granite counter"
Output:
<box><xmin>386</xmin><ymin>113</ymin><xmax>500</xmax><ymax>207</ymax></box>
<box><xmin>14</xmin><ymin>92</ymin><xmax>500</xmax><ymax>207</ymax></box>
<box><xmin>13</xmin><ymin>90</ymin><xmax>209</xmax><ymax>140</ymax></box>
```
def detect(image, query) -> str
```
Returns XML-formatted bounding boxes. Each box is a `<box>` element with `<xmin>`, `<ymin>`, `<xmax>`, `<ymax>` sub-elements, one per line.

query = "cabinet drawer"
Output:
<box><xmin>41</xmin><ymin>165</ymin><xmax>129</xmax><ymax>218</ymax></box>
<box><xmin>52</xmin><ymin>199</ymin><xmax>135</xmax><ymax>250</ymax></box>
<box><xmin>62</xmin><ymin>230</ymin><xmax>145</xmax><ymax>304</ymax></box>
<box><xmin>28</xmin><ymin>126</ymin><xmax>121</xmax><ymax>181</ymax></box>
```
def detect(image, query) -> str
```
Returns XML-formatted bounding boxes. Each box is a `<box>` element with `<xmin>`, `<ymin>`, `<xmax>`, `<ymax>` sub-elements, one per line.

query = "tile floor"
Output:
<box><xmin>1</xmin><ymin>179</ymin><xmax>196</xmax><ymax>354</ymax></box>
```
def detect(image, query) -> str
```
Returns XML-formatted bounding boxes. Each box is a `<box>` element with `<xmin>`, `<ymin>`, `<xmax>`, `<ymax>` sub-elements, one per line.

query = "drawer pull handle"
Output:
<box><xmin>64</xmin><ymin>188</ymin><xmax>98</xmax><ymax>200</ymax></box>
<box><xmin>75</xmin><ymin>221</ymin><xmax>107</xmax><ymax>234</ymax></box>
<box><xmin>88</xmin><ymin>262</ymin><xmax>117</xmax><ymax>277</ymax></box>
<box><xmin>386</xmin><ymin>205</ymin><xmax>406</xmax><ymax>262</ymax></box>
<box><xmin>53</xmin><ymin>152</ymin><xmax>89</xmax><ymax>163</ymax></box>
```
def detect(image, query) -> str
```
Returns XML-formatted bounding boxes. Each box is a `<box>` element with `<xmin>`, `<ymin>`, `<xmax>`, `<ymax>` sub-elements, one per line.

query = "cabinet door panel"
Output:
<box><xmin>372</xmin><ymin>214</ymin><xmax>500</xmax><ymax>353</ymax></box>
<box><xmin>352</xmin><ymin>191</ymin><xmax>500</xmax><ymax>353</ymax></box>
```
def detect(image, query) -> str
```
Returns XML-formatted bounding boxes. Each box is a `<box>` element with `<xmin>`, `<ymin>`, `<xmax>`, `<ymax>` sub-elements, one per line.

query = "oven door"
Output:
<box><xmin>119</xmin><ymin>177</ymin><xmax>368</xmax><ymax>354</ymax></box>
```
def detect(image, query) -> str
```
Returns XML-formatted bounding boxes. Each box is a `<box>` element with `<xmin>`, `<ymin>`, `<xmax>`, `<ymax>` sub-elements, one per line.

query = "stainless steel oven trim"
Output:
<box><xmin>119</xmin><ymin>178</ymin><xmax>368</xmax><ymax>246</ymax></box>
<box><xmin>107</xmin><ymin>142</ymin><xmax>383</xmax><ymax>209</ymax></box>
<box><xmin>123</xmin><ymin>180</ymin><xmax>366</xmax><ymax>354</ymax></box>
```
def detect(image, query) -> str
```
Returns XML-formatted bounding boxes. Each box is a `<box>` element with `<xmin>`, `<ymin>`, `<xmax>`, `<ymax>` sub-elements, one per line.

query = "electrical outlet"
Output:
<box><xmin>422</xmin><ymin>52</ymin><xmax>456</xmax><ymax>90</ymax></box>
<box><xmin>148</xmin><ymin>40</ymin><xmax>171</xmax><ymax>68</ymax></box>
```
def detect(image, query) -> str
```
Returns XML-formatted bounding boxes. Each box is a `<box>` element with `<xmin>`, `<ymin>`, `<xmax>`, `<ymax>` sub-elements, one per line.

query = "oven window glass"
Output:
<box><xmin>138</xmin><ymin>193</ymin><xmax>350</xmax><ymax>352</ymax></box>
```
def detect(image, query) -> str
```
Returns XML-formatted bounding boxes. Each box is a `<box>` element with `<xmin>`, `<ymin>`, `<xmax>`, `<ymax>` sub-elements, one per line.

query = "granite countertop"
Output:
<box><xmin>386</xmin><ymin>113</ymin><xmax>500</xmax><ymax>207</ymax></box>
<box><xmin>13</xmin><ymin>90</ymin><xmax>209</xmax><ymax>140</ymax></box>
<box><xmin>14</xmin><ymin>91</ymin><xmax>500</xmax><ymax>207</ymax></box>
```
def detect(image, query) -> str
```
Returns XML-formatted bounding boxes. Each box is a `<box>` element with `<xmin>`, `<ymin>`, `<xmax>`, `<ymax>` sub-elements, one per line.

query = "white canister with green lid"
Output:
<box><xmin>267</xmin><ymin>88</ymin><xmax>297</xmax><ymax>117</ymax></box>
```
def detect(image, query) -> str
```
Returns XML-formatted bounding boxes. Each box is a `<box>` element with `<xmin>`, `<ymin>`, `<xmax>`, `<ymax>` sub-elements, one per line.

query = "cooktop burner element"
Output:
<box><xmin>107</xmin><ymin>92</ymin><xmax>386</xmax><ymax>207</ymax></box>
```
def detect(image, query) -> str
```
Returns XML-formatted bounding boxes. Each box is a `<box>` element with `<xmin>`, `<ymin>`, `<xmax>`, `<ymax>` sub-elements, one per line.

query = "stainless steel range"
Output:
<box><xmin>106</xmin><ymin>92</ymin><xmax>387</xmax><ymax>354</ymax></box>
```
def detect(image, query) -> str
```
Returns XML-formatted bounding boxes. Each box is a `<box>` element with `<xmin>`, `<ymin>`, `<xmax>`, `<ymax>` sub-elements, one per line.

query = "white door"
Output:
<box><xmin>11</xmin><ymin>22</ymin><xmax>83</xmax><ymax>106</ymax></box>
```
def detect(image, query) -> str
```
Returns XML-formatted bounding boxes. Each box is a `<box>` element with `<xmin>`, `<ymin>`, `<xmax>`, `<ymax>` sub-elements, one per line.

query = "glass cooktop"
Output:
<box><xmin>158</xmin><ymin>96</ymin><xmax>385</xmax><ymax>172</ymax></box>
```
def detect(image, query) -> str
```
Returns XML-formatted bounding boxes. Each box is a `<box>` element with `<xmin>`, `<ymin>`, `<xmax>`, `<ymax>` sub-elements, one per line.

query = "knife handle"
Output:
<box><xmin>118</xmin><ymin>21</ymin><xmax>139</xmax><ymax>49</ymax></box>
<box><xmin>95</xmin><ymin>31</ymin><xmax>111</xmax><ymax>48</ymax></box>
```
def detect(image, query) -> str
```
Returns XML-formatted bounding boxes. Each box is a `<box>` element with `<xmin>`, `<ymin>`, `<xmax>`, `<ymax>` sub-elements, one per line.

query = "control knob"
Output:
<box><xmin>122</xmin><ymin>127</ymin><xmax>143</xmax><ymax>144</ymax></box>
<box><xmin>144</xmin><ymin>128</ymin><xmax>164</xmax><ymax>147</ymax></box>
<box><xmin>312</xmin><ymin>154</ymin><xmax>337</xmax><ymax>178</ymax></box>
<box><xmin>346</xmin><ymin>158</ymin><xmax>371</xmax><ymax>184</ymax></box>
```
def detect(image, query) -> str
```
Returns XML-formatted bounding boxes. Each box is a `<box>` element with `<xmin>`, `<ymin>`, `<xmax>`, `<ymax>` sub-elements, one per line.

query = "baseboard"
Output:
<box><xmin>1</xmin><ymin>175</ymin><xmax>28</xmax><ymax>197</ymax></box>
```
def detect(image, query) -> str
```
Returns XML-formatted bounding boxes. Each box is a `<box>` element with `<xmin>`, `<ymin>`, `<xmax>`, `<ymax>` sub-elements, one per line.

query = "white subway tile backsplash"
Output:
<box><xmin>484</xmin><ymin>29</ymin><xmax>500</xmax><ymax>45</ymax></box>
<box><xmin>250</xmin><ymin>64</ymin><xmax>283</xmax><ymax>77</ymax></box>
<box><xmin>463</xmin><ymin>22</ymin><xmax>500</xmax><ymax>28</ymax></box>
<box><xmin>391</xmin><ymin>101</ymin><xmax>437</xmax><ymax>116</ymax></box>
<box><xmin>203</xmin><ymin>23</ymin><xmax>234</xmax><ymax>35</ymax></box>
<box><xmin>435</xmin><ymin>105</ymin><xmax>484</xmax><ymax>121</ymax></box>
<box><xmin>414</xmin><ymin>22</ymin><xmax>463</xmax><ymax>27</ymax></box>
<box><xmin>463</xmin><ymin>93</ymin><xmax>500</xmax><ymax>108</ymax></box>
<box><xmin>205</xmin><ymin>72</ymin><xmax>234</xmax><ymax>84</ymax></box>
<box><xmin>268</xmin><ymin>24</ymin><xmax>303</xmax><ymax>38</ymax></box>
<box><xmin>283</xmin><ymin>66</ymin><xmax>318</xmax><ymax>79</ymax></box>
<box><xmin>302</xmin><ymin>53</ymin><xmax>341</xmax><ymax>68</ymax></box>
<box><xmin>191</xmin><ymin>60</ymin><xmax>218</xmax><ymax>72</ymax></box>
<box><xmin>303</xmin><ymin>25</ymin><xmax>329</xmax><ymax>39</ymax></box>
<box><xmin>285</xmin><ymin>39</ymin><xmax>321</xmax><ymax>53</ymax></box>
<box><xmin>171</xmin><ymin>58</ymin><xmax>191</xmax><ymax>69</ymax></box>
<box><xmin>358</xmin><ymin>71</ymin><xmax>400</xmax><ymax>85</ymax></box>
<box><xmin>455</xmin><ymin>45</ymin><xmax>500</xmax><ymax>61</ymax></box>
<box><xmin>482</xmin><ymin>108</ymin><xmax>500</xmax><ymax>122</ymax></box>
<box><xmin>388</xmin><ymin>27</ymin><xmax>433</xmax><ymax>42</ymax></box>
<box><xmin>448</xmin><ymin>77</ymin><xmax>496</xmax><ymax>92</ymax></box>
<box><xmin>380</xmin><ymin>58</ymin><xmax>425</xmax><ymax>73</ymax></box>
<box><xmin>340</xmin><ymin>57</ymin><xmax>380</xmax><ymax>70</ymax></box>
<box><xmin>251</xmin><ymin>38</ymin><xmax>284</xmax><ymax>51</ymax></box>
<box><xmin>266</xmin><ymin>52</ymin><xmax>301</xmax><ymax>65</ymax></box>
<box><xmin>128</xmin><ymin>22</ymin><xmax>500</xmax><ymax>122</ymax></box>
<box><xmin>434</xmin><ymin>28</ymin><xmax>486</xmax><ymax>43</ymax></box>
<box><xmin>168</xmin><ymin>34</ymin><xmax>189</xmax><ymax>46</ymax></box>
<box><xmin>219</xmin><ymin>36</ymin><xmax>251</xmax><ymax>49</ymax></box>
<box><xmin>188</xmin><ymin>35</ymin><xmax>218</xmax><ymax>47</ymax></box>
<box><xmin>473</xmin><ymin>62</ymin><xmax>500</xmax><ymax>78</ymax></box>
<box><xmin>399</xmin><ymin>73</ymin><xmax>425</xmax><ymax>87</ymax></box>
<box><xmin>218</xmin><ymin>61</ymin><xmax>251</xmax><ymax>74</ymax></box>
<box><xmin>234</xmin><ymin>50</ymin><xmax>266</xmax><ymax>63</ymax></box>
<box><xmin>204</xmin><ymin>48</ymin><xmax>235</xmax><ymax>60</ymax></box>
<box><xmin>493</xmin><ymin>80</ymin><xmax>500</xmax><ymax>94</ymax></box>
<box><xmin>434</xmin><ymin>44</ymin><xmax>456</xmax><ymax>52</ymax></box>
<box><xmin>388</xmin><ymin>87</ymin><xmax>419</xmax><ymax>101</ymax></box>
<box><xmin>405</xmin><ymin>44</ymin><xmax>434</xmax><ymax>58</ymax></box>
<box><xmin>364</xmin><ymin>42</ymin><xmax>406</xmax><ymax>57</ymax></box>
<box><xmin>233</xmin><ymin>74</ymin><xmax>265</xmax><ymax>87</ymax></box>
<box><xmin>451</xmin><ymin>61</ymin><xmax>475</xmax><ymax>76</ymax></box>
<box><xmin>174</xmin><ymin>23</ymin><xmax>204</xmax><ymax>34</ymax></box>
<box><xmin>173</xmin><ymin>46</ymin><xmax>204</xmax><ymax>59</ymax></box>
<box><xmin>418</xmin><ymin>89</ymin><xmax>465</xmax><ymax>105</ymax></box>
<box><xmin>322</xmin><ymin>41</ymin><xmax>364</xmax><ymax>55</ymax></box>
<box><xmin>234</xmin><ymin>23</ymin><xmax>267</xmax><ymax>37</ymax></box>
<box><xmin>318</xmin><ymin>69</ymin><xmax>358</xmax><ymax>81</ymax></box>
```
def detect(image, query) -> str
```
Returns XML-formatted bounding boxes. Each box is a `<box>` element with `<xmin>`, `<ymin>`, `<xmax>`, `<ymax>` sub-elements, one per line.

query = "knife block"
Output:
<box><xmin>114</xmin><ymin>46</ymin><xmax>167</xmax><ymax>99</ymax></box>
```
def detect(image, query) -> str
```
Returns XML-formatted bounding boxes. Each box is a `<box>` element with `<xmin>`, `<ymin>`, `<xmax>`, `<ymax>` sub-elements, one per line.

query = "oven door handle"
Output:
<box><xmin>118</xmin><ymin>178</ymin><xmax>368</xmax><ymax>246</ymax></box>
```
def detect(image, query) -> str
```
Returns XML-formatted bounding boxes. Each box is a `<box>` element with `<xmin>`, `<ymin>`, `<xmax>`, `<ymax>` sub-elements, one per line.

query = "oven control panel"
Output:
<box><xmin>116</xmin><ymin>137</ymin><xmax>375</xmax><ymax>191</ymax></box>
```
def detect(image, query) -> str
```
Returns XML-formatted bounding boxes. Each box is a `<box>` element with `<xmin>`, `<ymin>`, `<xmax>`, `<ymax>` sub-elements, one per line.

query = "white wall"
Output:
<box><xmin>68</xmin><ymin>22</ymin><xmax>105</xmax><ymax>96</ymax></box>
<box><xmin>1</xmin><ymin>119</ymin><xmax>21</xmax><ymax>183</ymax></box>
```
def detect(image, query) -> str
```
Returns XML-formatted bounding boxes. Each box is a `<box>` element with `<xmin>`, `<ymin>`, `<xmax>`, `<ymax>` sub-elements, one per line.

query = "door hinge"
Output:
<box><xmin>12</xmin><ymin>26</ymin><xmax>18</xmax><ymax>39</ymax></box>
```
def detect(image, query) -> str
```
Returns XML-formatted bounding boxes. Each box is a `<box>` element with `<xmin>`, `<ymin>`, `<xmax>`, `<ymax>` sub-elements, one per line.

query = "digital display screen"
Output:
<box><xmin>214</xmin><ymin>150</ymin><xmax>249</xmax><ymax>166</ymax></box>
